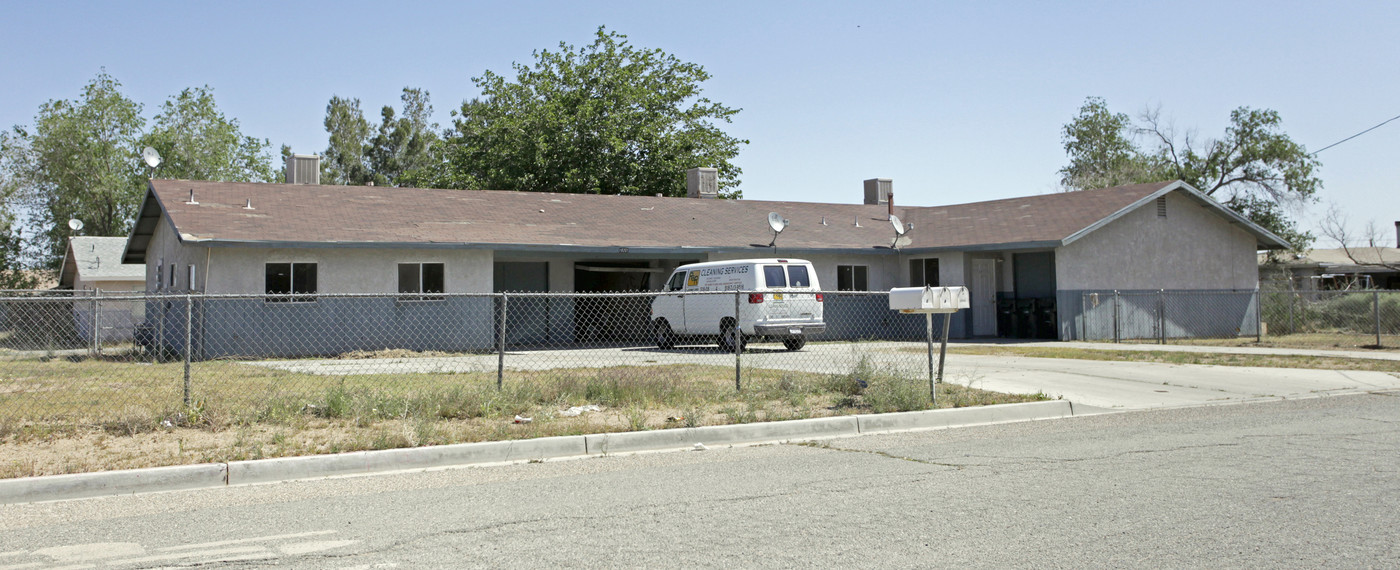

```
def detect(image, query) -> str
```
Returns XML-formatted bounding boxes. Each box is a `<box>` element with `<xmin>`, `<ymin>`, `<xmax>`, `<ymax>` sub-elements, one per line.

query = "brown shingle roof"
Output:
<box><xmin>133</xmin><ymin>179</ymin><xmax>1267</xmax><ymax>258</ymax></box>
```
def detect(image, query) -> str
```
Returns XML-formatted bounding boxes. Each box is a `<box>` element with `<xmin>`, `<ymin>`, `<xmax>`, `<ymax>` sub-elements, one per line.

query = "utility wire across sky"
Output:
<box><xmin>1311</xmin><ymin>113</ymin><xmax>1400</xmax><ymax>156</ymax></box>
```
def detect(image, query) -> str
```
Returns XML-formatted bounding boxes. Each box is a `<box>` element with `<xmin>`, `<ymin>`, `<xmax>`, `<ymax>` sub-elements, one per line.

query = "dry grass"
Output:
<box><xmin>0</xmin><ymin>354</ymin><xmax>1044</xmax><ymax>478</ymax></box>
<box><xmin>946</xmin><ymin>345</ymin><xmax>1400</xmax><ymax>373</ymax></box>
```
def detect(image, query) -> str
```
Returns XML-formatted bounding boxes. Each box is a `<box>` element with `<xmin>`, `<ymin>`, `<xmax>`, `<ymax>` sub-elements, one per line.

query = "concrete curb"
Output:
<box><xmin>1</xmin><ymin>401</ymin><xmax>1074</xmax><ymax>504</ymax></box>
<box><xmin>584</xmin><ymin>416</ymin><xmax>860</xmax><ymax>455</ymax></box>
<box><xmin>854</xmin><ymin>400</ymin><xmax>1073</xmax><ymax>432</ymax></box>
<box><xmin>228</xmin><ymin>435</ymin><xmax>588</xmax><ymax>486</ymax></box>
<box><xmin>0</xmin><ymin>463</ymin><xmax>228</xmax><ymax>505</ymax></box>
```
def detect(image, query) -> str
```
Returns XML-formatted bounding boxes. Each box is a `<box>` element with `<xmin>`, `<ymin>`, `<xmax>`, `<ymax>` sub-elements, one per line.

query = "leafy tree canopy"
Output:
<box><xmin>142</xmin><ymin>86</ymin><xmax>277</xmax><ymax>183</ymax></box>
<box><xmin>1059</xmin><ymin>96</ymin><xmax>1321</xmax><ymax>250</ymax></box>
<box><xmin>322</xmin><ymin>88</ymin><xmax>438</xmax><ymax>187</ymax></box>
<box><xmin>1</xmin><ymin>72</ymin><xmax>278</xmax><ymax>269</ymax></box>
<box><xmin>423</xmin><ymin>27</ymin><xmax>746</xmax><ymax>197</ymax></box>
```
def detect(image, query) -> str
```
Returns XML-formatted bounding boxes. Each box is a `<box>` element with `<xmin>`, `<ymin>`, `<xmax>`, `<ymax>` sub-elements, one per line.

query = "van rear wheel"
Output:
<box><xmin>782</xmin><ymin>337</ymin><xmax>806</xmax><ymax>351</ymax></box>
<box><xmin>654</xmin><ymin>319</ymin><xmax>676</xmax><ymax>349</ymax></box>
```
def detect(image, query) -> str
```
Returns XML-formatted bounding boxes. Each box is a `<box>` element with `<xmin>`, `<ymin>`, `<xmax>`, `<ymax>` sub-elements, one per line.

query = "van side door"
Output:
<box><xmin>679</xmin><ymin>270</ymin><xmax>704</xmax><ymax>334</ymax></box>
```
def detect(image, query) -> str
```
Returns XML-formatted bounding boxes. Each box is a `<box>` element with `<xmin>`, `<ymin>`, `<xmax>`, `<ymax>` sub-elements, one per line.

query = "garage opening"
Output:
<box><xmin>573</xmin><ymin>262</ymin><xmax>667</xmax><ymax>343</ymax></box>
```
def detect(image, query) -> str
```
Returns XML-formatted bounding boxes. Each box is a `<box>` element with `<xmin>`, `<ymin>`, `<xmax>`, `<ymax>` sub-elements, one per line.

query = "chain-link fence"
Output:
<box><xmin>1259</xmin><ymin>289</ymin><xmax>1400</xmax><ymax>348</ymax></box>
<box><xmin>1079</xmin><ymin>289</ymin><xmax>1400</xmax><ymax>348</ymax></box>
<box><xmin>0</xmin><ymin>290</ymin><xmax>965</xmax><ymax>430</ymax></box>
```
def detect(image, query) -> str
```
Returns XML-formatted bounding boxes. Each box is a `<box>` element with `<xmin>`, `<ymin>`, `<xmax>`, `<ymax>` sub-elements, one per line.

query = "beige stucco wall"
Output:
<box><xmin>898</xmin><ymin>251</ymin><xmax>966</xmax><ymax>288</ymax></box>
<box><xmin>1055</xmin><ymin>191</ymin><xmax>1258</xmax><ymax>290</ymax></box>
<box><xmin>146</xmin><ymin>219</ymin><xmax>208</xmax><ymax>292</ymax></box>
<box><xmin>204</xmin><ymin>247</ymin><xmax>493</xmax><ymax>295</ymax></box>
<box><xmin>145</xmin><ymin>217</ymin><xmax>494</xmax><ymax>294</ymax></box>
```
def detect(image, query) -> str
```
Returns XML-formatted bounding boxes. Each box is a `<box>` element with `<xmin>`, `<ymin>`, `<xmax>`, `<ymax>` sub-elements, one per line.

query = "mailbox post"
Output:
<box><xmin>889</xmin><ymin>286</ymin><xmax>970</xmax><ymax>405</ymax></box>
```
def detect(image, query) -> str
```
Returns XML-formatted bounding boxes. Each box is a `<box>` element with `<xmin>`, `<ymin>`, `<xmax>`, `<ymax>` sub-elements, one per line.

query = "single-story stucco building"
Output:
<box><xmin>58</xmin><ymin>236</ymin><xmax>146</xmax><ymax>342</ymax></box>
<box><xmin>120</xmin><ymin>168</ymin><xmax>1287</xmax><ymax>357</ymax></box>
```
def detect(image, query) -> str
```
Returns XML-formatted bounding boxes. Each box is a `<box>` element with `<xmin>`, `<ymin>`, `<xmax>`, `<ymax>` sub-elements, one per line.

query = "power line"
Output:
<box><xmin>1311</xmin><ymin>113</ymin><xmax>1400</xmax><ymax>155</ymax></box>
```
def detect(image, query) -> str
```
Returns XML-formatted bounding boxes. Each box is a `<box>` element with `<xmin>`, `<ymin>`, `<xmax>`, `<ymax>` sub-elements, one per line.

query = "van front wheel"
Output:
<box><xmin>718</xmin><ymin>321</ymin><xmax>746</xmax><ymax>353</ymax></box>
<box><xmin>782</xmin><ymin>337</ymin><xmax>806</xmax><ymax>351</ymax></box>
<box><xmin>654</xmin><ymin>320</ymin><xmax>676</xmax><ymax>349</ymax></box>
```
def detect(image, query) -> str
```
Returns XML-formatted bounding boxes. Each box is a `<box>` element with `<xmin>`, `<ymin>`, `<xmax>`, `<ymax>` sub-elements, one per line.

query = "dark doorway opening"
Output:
<box><xmin>573</xmin><ymin>262</ymin><xmax>665</xmax><ymax>343</ymax></box>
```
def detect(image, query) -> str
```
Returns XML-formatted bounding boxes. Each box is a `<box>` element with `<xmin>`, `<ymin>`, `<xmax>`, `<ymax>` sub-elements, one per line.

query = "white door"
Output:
<box><xmin>972</xmin><ymin>258</ymin><xmax>997</xmax><ymax>336</ymax></box>
<box><xmin>653</xmin><ymin>271</ymin><xmax>686</xmax><ymax>334</ymax></box>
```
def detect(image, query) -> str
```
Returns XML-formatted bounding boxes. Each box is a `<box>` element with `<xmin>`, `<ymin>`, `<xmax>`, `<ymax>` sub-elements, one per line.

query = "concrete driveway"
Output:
<box><xmin>248</xmin><ymin>340</ymin><xmax>1400</xmax><ymax>411</ymax></box>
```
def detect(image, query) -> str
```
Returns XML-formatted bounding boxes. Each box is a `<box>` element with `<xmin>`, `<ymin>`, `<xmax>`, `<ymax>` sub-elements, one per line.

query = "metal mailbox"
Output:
<box><xmin>889</xmin><ymin>286</ymin><xmax>970</xmax><ymax>314</ymax></box>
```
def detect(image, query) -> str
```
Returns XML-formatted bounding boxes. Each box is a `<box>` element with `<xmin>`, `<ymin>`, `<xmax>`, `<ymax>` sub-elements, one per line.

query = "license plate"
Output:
<box><xmin>789</xmin><ymin>328</ymin><xmax>802</xmax><ymax>334</ymax></box>
<box><xmin>772</xmin><ymin>293</ymin><xmax>784</xmax><ymax>300</ymax></box>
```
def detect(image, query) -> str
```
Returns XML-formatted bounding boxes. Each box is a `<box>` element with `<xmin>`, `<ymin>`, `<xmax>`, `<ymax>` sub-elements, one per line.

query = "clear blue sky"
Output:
<box><xmin>3</xmin><ymin>0</ymin><xmax>1396</xmax><ymax>246</ymax></box>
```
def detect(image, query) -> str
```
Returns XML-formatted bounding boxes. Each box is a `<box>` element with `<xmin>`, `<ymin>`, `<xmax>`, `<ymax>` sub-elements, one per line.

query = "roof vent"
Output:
<box><xmin>686</xmin><ymin>167</ymin><xmax>719</xmax><ymax>199</ymax></box>
<box><xmin>244</xmin><ymin>198</ymin><xmax>255</xmax><ymax>210</ymax></box>
<box><xmin>863</xmin><ymin>178</ymin><xmax>892</xmax><ymax>205</ymax></box>
<box><xmin>185</xmin><ymin>189</ymin><xmax>199</xmax><ymax>205</ymax></box>
<box><xmin>285</xmin><ymin>154</ymin><xmax>320</xmax><ymax>185</ymax></box>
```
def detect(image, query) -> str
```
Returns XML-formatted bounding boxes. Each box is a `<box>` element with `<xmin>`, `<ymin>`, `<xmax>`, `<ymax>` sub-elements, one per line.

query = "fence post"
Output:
<box><xmin>1079</xmin><ymin>293</ymin><xmax>1086</xmax><ymax>341</ymax></box>
<box><xmin>497</xmin><ymin>293</ymin><xmax>508</xmax><ymax>390</ymax></box>
<box><xmin>734</xmin><ymin>291</ymin><xmax>742</xmax><ymax>392</ymax></box>
<box><xmin>1255</xmin><ymin>291</ymin><xmax>1263</xmax><ymax>343</ymax></box>
<box><xmin>90</xmin><ymin>290</ymin><xmax>100</xmax><ymax>356</ymax></box>
<box><xmin>156</xmin><ymin>296</ymin><xmax>165</xmax><ymax>364</ymax></box>
<box><xmin>1158</xmin><ymin>289</ymin><xmax>1166</xmax><ymax>345</ymax></box>
<box><xmin>183</xmin><ymin>295</ymin><xmax>192</xmax><ymax>407</ymax></box>
<box><xmin>1113</xmin><ymin>291</ymin><xmax>1120</xmax><ymax>343</ymax></box>
<box><xmin>925</xmin><ymin>313</ymin><xmax>935</xmax><ymax>403</ymax></box>
<box><xmin>937</xmin><ymin>312</ymin><xmax>951</xmax><ymax>385</ymax></box>
<box><xmin>1288</xmin><ymin>294</ymin><xmax>1295</xmax><ymax>335</ymax></box>
<box><xmin>1376</xmin><ymin>290</ymin><xmax>1382</xmax><ymax>348</ymax></box>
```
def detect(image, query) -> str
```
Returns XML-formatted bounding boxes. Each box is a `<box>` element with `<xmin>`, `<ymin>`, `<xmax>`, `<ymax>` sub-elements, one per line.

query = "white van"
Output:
<box><xmin>651</xmin><ymin>258</ymin><xmax>826</xmax><ymax>351</ymax></box>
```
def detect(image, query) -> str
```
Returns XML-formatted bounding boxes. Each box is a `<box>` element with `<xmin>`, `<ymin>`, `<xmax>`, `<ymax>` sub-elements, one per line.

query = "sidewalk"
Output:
<box><xmin>955</xmin><ymin>339</ymin><xmax>1400</xmax><ymax>362</ymax></box>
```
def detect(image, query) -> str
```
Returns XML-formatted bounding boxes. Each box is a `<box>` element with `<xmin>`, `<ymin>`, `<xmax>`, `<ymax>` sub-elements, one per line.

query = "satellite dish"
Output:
<box><xmin>766</xmin><ymin>212</ymin><xmax>789</xmax><ymax>248</ymax></box>
<box><xmin>767</xmin><ymin>212</ymin><xmax>789</xmax><ymax>233</ymax></box>
<box><xmin>890</xmin><ymin>214</ymin><xmax>906</xmax><ymax>236</ymax></box>
<box><xmin>141</xmin><ymin>146</ymin><xmax>162</xmax><ymax>169</ymax></box>
<box><xmin>68</xmin><ymin>219</ymin><xmax>84</xmax><ymax>232</ymax></box>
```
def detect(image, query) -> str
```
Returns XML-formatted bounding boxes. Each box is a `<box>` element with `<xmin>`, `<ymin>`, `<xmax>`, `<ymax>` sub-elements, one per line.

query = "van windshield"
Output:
<box><xmin>788</xmin><ymin>265</ymin><xmax>811</xmax><ymax>287</ymax></box>
<box><xmin>763</xmin><ymin>266</ymin><xmax>787</xmax><ymax>288</ymax></box>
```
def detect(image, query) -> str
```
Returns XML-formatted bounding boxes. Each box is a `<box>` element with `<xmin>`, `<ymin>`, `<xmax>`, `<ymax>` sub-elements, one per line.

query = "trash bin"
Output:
<box><xmin>1015</xmin><ymin>299</ymin><xmax>1037</xmax><ymax>339</ymax></box>
<box><xmin>996</xmin><ymin>298</ymin><xmax>1016</xmax><ymax>338</ymax></box>
<box><xmin>1036</xmin><ymin>297</ymin><xmax>1057</xmax><ymax>339</ymax></box>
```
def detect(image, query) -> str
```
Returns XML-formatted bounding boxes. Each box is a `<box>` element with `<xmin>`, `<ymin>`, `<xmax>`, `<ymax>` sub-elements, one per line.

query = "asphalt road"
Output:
<box><xmin>2</xmin><ymin>392</ymin><xmax>1397</xmax><ymax>568</ymax></box>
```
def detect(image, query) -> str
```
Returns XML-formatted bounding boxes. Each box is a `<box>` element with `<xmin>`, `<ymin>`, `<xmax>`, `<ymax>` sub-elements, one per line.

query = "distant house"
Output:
<box><xmin>1262</xmin><ymin>247</ymin><xmax>1400</xmax><ymax>291</ymax></box>
<box><xmin>118</xmin><ymin>168</ymin><xmax>1287</xmax><ymax>356</ymax></box>
<box><xmin>58</xmin><ymin>236</ymin><xmax>146</xmax><ymax>342</ymax></box>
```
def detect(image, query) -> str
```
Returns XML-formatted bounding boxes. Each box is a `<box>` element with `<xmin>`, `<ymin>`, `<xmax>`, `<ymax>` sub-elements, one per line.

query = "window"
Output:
<box><xmin>170</xmin><ymin>264</ymin><xmax>178</xmax><ymax>289</ymax></box>
<box><xmin>188</xmin><ymin>265</ymin><xmax>197</xmax><ymax>291</ymax></box>
<box><xmin>909</xmin><ymin>258</ymin><xmax>939</xmax><ymax>287</ymax></box>
<box><xmin>837</xmin><ymin>265</ymin><xmax>868</xmax><ymax>291</ymax></box>
<box><xmin>398</xmin><ymin>262</ymin><xmax>445</xmax><ymax>300</ymax></box>
<box><xmin>265</xmin><ymin>262</ymin><xmax>317</xmax><ymax>302</ymax></box>
<box><xmin>666</xmin><ymin>271</ymin><xmax>686</xmax><ymax>291</ymax></box>
<box><xmin>763</xmin><ymin>266</ymin><xmax>787</xmax><ymax>287</ymax></box>
<box><xmin>787</xmin><ymin>265</ymin><xmax>811</xmax><ymax>287</ymax></box>
<box><xmin>156</xmin><ymin>263</ymin><xmax>164</xmax><ymax>291</ymax></box>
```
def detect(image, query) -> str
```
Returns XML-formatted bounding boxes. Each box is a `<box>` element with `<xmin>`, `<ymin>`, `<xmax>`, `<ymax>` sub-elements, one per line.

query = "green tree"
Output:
<box><xmin>0</xmin><ymin>72</ymin><xmax>146</xmax><ymax>266</ymax></box>
<box><xmin>428</xmin><ymin>27</ymin><xmax>747</xmax><ymax>197</ymax></box>
<box><xmin>367</xmin><ymin>88</ymin><xmax>439</xmax><ymax>187</ymax></box>
<box><xmin>141</xmin><ymin>86</ymin><xmax>278</xmax><ymax>183</ymax></box>
<box><xmin>321</xmin><ymin>96</ymin><xmax>373</xmax><ymax>185</ymax></box>
<box><xmin>0</xmin><ymin>164</ymin><xmax>35</xmax><ymax>288</ymax></box>
<box><xmin>1058</xmin><ymin>97</ymin><xmax>1166</xmax><ymax>190</ymax></box>
<box><xmin>1059</xmin><ymin>97</ymin><xmax>1320</xmax><ymax>250</ymax></box>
